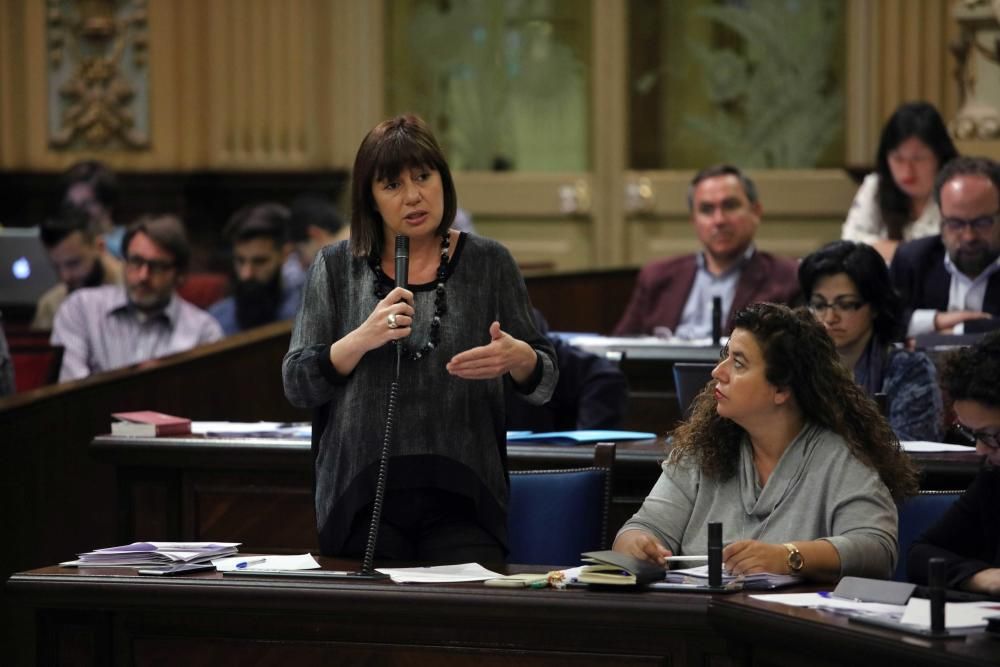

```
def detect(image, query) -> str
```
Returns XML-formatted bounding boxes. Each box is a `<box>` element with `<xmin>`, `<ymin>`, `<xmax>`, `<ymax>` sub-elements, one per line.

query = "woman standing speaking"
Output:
<box><xmin>283</xmin><ymin>115</ymin><xmax>557</xmax><ymax>563</ymax></box>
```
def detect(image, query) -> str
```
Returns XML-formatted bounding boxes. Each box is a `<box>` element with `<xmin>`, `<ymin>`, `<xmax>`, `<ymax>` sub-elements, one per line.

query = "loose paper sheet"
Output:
<box><xmin>376</xmin><ymin>563</ymin><xmax>503</xmax><ymax>583</ymax></box>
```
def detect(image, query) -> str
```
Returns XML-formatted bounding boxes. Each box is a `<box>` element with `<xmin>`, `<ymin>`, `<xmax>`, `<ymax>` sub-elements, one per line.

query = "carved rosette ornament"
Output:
<box><xmin>47</xmin><ymin>0</ymin><xmax>150</xmax><ymax>150</ymax></box>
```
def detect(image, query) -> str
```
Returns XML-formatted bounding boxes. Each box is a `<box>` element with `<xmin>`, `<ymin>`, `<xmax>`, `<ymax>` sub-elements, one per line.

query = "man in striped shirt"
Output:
<box><xmin>51</xmin><ymin>215</ymin><xmax>223</xmax><ymax>381</ymax></box>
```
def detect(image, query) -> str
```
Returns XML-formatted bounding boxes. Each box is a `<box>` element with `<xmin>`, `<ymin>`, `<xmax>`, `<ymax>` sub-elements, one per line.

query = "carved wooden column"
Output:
<box><xmin>950</xmin><ymin>0</ymin><xmax>1000</xmax><ymax>155</ymax></box>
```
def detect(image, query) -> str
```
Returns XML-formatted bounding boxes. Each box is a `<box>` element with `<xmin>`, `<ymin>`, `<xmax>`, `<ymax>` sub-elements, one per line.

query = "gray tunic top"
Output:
<box><xmin>619</xmin><ymin>423</ymin><xmax>898</xmax><ymax>578</ymax></box>
<box><xmin>283</xmin><ymin>233</ymin><xmax>557</xmax><ymax>553</ymax></box>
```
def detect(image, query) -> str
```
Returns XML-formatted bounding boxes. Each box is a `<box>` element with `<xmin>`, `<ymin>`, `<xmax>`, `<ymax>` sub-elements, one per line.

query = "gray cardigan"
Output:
<box><xmin>283</xmin><ymin>233</ymin><xmax>557</xmax><ymax>553</ymax></box>
<box><xmin>619</xmin><ymin>423</ymin><xmax>898</xmax><ymax>578</ymax></box>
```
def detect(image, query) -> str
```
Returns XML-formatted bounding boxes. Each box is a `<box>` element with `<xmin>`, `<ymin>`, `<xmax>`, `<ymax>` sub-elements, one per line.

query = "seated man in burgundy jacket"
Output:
<box><xmin>614</xmin><ymin>164</ymin><xmax>800</xmax><ymax>338</ymax></box>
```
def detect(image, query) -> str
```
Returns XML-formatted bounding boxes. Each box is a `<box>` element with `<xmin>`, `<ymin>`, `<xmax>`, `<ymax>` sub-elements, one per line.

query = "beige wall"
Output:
<box><xmin>0</xmin><ymin>0</ymin><xmax>962</xmax><ymax>269</ymax></box>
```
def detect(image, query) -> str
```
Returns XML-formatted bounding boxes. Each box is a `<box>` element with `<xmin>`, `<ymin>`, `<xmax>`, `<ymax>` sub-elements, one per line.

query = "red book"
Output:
<box><xmin>111</xmin><ymin>411</ymin><xmax>192</xmax><ymax>437</ymax></box>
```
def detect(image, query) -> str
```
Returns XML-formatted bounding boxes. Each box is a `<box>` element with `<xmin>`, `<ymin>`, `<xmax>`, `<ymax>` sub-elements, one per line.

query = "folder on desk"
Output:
<box><xmin>578</xmin><ymin>550</ymin><xmax>665</xmax><ymax>586</ymax></box>
<box><xmin>506</xmin><ymin>430</ymin><xmax>657</xmax><ymax>444</ymax></box>
<box><xmin>654</xmin><ymin>564</ymin><xmax>801</xmax><ymax>592</ymax></box>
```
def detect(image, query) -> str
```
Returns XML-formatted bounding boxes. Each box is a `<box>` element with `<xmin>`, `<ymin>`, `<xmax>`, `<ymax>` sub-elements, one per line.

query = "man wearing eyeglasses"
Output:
<box><xmin>908</xmin><ymin>331</ymin><xmax>1000</xmax><ymax>595</ymax></box>
<box><xmin>51</xmin><ymin>215</ymin><xmax>223</xmax><ymax>381</ymax></box>
<box><xmin>890</xmin><ymin>156</ymin><xmax>1000</xmax><ymax>336</ymax></box>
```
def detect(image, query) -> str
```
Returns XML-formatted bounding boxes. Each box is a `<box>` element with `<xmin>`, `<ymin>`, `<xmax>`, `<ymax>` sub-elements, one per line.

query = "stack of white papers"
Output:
<box><xmin>665</xmin><ymin>564</ymin><xmax>802</xmax><ymax>590</ymax></box>
<box><xmin>61</xmin><ymin>541</ymin><xmax>241</xmax><ymax>567</ymax></box>
<box><xmin>375</xmin><ymin>563</ymin><xmax>503</xmax><ymax>583</ymax></box>
<box><xmin>900</xmin><ymin>597</ymin><xmax>1000</xmax><ymax>629</ymax></box>
<box><xmin>750</xmin><ymin>592</ymin><xmax>907</xmax><ymax>617</ymax></box>
<box><xmin>212</xmin><ymin>554</ymin><xmax>321</xmax><ymax>572</ymax></box>
<box><xmin>191</xmin><ymin>421</ymin><xmax>311</xmax><ymax>438</ymax></box>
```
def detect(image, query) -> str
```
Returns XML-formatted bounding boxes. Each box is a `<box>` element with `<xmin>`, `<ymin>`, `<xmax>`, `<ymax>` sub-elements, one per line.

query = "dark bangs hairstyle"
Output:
<box><xmin>224</xmin><ymin>203</ymin><xmax>290</xmax><ymax>247</ymax></box>
<box><xmin>670</xmin><ymin>303</ymin><xmax>919</xmax><ymax>502</ymax></box>
<box><xmin>875</xmin><ymin>101</ymin><xmax>958</xmax><ymax>240</ymax></box>
<box><xmin>122</xmin><ymin>214</ymin><xmax>191</xmax><ymax>272</ymax></box>
<box><xmin>349</xmin><ymin>114</ymin><xmax>457</xmax><ymax>257</ymax></box>
<box><xmin>798</xmin><ymin>240</ymin><xmax>905</xmax><ymax>343</ymax></box>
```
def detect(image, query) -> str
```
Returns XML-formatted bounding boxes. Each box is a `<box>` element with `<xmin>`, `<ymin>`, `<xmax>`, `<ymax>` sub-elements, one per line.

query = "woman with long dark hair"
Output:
<box><xmin>842</xmin><ymin>101</ymin><xmax>958</xmax><ymax>263</ymax></box>
<box><xmin>614</xmin><ymin>303</ymin><xmax>918</xmax><ymax>582</ymax></box>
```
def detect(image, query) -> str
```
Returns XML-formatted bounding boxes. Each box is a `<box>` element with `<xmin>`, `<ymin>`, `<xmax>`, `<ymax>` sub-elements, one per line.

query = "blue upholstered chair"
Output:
<box><xmin>672</xmin><ymin>362</ymin><xmax>716</xmax><ymax>418</ymax></box>
<box><xmin>507</xmin><ymin>442</ymin><xmax>615</xmax><ymax>566</ymax></box>
<box><xmin>894</xmin><ymin>490</ymin><xmax>962</xmax><ymax>581</ymax></box>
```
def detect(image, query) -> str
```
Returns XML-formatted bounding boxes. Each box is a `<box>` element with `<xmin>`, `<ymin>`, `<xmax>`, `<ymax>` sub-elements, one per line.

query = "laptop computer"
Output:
<box><xmin>0</xmin><ymin>227</ymin><xmax>59</xmax><ymax>307</ymax></box>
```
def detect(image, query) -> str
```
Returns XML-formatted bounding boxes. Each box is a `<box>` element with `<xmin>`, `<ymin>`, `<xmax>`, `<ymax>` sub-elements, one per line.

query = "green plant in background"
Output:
<box><xmin>390</xmin><ymin>0</ymin><xmax>587</xmax><ymax>172</ymax></box>
<box><xmin>684</xmin><ymin>0</ymin><xmax>844</xmax><ymax>168</ymax></box>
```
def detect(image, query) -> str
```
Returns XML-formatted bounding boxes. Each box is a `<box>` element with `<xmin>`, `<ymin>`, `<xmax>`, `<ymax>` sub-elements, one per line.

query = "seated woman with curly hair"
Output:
<box><xmin>614</xmin><ymin>303</ymin><xmax>919</xmax><ymax>582</ymax></box>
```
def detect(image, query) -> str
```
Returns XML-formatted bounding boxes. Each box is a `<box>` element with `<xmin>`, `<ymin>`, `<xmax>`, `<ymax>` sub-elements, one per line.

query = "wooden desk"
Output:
<box><xmin>9</xmin><ymin>564</ymin><xmax>1000</xmax><ymax>667</ymax></box>
<box><xmin>0</xmin><ymin>321</ymin><xmax>307</xmax><ymax>660</ymax></box>
<box><xmin>6</xmin><ymin>560</ymin><xmax>732</xmax><ymax>667</ymax></box>
<box><xmin>712</xmin><ymin>592</ymin><xmax>1000</xmax><ymax>667</ymax></box>
<box><xmin>90</xmin><ymin>434</ymin><xmax>984</xmax><ymax>557</ymax></box>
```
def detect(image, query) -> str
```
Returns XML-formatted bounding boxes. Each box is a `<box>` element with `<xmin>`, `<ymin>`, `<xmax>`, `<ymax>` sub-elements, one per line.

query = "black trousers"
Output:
<box><xmin>338</xmin><ymin>488</ymin><xmax>505</xmax><ymax>564</ymax></box>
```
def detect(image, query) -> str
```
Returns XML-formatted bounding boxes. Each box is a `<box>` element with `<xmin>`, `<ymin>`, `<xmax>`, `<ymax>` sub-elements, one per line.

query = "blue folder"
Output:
<box><xmin>506</xmin><ymin>430</ymin><xmax>657</xmax><ymax>444</ymax></box>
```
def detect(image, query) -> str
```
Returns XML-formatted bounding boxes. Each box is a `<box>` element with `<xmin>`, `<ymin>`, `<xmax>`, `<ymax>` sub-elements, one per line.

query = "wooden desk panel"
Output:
<box><xmin>7</xmin><ymin>562</ymin><xmax>730</xmax><ymax>667</ymax></box>
<box><xmin>9</xmin><ymin>564</ymin><xmax>1000</xmax><ymax>667</ymax></box>
<box><xmin>0</xmin><ymin>321</ymin><xmax>308</xmax><ymax>661</ymax></box>
<box><xmin>91</xmin><ymin>435</ymin><xmax>984</xmax><ymax>558</ymax></box>
<box><xmin>524</xmin><ymin>268</ymin><xmax>637</xmax><ymax>335</ymax></box>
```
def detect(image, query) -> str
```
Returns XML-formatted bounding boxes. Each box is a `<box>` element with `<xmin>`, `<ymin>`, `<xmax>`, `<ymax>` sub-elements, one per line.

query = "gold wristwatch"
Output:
<box><xmin>783</xmin><ymin>543</ymin><xmax>804</xmax><ymax>573</ymax></box>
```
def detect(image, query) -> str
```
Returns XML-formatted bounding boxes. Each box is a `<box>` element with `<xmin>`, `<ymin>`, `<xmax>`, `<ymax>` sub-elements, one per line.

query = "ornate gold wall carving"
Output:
<box><xmin>0</xmin><ymin>0</ymin><xmax>379</xmax><ymax>170</ymax></box>
<box><xmin>46</xmin><ymin>0</ymin><xmax>150</xmax><ymax>150</ymax></box>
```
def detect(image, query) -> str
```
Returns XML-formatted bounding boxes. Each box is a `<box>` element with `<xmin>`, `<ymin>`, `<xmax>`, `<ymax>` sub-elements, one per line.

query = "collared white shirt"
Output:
<box><xmin>907</xmin><ymin>255</ymin><xmax>1000</xmax><ymax>336</ymax></box>
<box><xmin>51</xmin><ymin>284</ymin><xmax>223</xmax><ymax>381</ymax></box>
<box><xmin>674</xmin><ymin>245</ymin><xmax>755</xmax><ymax>340</ymax></box>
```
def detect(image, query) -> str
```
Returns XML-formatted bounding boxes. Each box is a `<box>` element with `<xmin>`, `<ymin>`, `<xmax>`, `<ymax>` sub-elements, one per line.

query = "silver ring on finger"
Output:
<box><xmin>387</xmin><ymin>312</ymin><xmax>399</xmax><ymax>329</ymax></box>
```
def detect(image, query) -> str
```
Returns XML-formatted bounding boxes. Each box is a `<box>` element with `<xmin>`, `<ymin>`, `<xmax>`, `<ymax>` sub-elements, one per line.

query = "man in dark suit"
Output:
<box><xmin>507</xmin><ymin>309</ymin><xmax>628</xmax><ymax>432</ymax></box>
<box><xmin>890</xmin><ymin>156</ymin><xmax>1000</xmax><ymax>336</ymax></box>
<box><xmin>614</xmin><ymin>164</ymin><xmax>800</xmax><ymax>337</ymax></box>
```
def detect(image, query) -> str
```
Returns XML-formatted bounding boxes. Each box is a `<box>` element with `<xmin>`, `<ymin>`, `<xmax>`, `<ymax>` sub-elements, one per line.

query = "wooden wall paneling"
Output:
<box><xmin>845</xmin><ymin>0</ymin><xmax>879</xmax><ymax>166</ymax></box>
<box><xmin>326</xmin><ymin>0</ymin><xmax>386</xmax><ymax>168</ymax></box>
<box><xmin>0</xmin><ymin>1</ymin><xmax>27</xmax><ymax>165</ymax></box>
<box><xmin>846</xmin><ymin>0</ymin><xmax>957</xmax><ymax>167</ymax></box>
<box><xmin>524</xmin><ymin>267</ymin><xmax>638</xmax><ymax>334</ymax></box>
<box><xmin>591</xmin><ymin>0</ymin><xmax>627</xmax><ymax>267</ymax></box>
<box><xmin>623</xmin><ymin>170</ymin><xmax>856</xmax><ymax>265</ymax></box>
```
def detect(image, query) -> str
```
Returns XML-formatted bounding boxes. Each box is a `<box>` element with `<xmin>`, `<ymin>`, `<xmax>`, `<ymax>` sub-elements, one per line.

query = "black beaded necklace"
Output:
<box><xmin>369</xmin><ymin>233</ymin><xmax>450</xmax><ymax>361</ymax></box>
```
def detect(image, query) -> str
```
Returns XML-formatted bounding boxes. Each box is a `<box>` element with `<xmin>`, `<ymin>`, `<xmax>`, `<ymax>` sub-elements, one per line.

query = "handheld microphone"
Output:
<box><xmin>395</xmin><ymin>235</ymin><xmax>409</xmax><ymax>290</ymax></box>
<box><xmin>393</xmin><ymin>235</ymin><xmax>409</xmax><ymax>373</ymax></box>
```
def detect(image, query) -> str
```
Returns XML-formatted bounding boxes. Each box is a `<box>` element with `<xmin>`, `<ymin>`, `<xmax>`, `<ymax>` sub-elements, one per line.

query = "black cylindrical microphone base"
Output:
<box><xmin>929</xmin><ymin>557</ymin><xmax>946</xmax><ymax>634</ymax></box>
<box><xmin>707</xmin><ymin>521</ymin><xmax>723</xmax><ymax>589</ymax></box>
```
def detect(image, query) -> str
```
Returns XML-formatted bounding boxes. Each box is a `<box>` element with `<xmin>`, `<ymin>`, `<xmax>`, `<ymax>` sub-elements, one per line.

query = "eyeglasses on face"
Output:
<box><xmin>954</xmin><ymin>422</ymin><xmax>1000</xmax><ymax>449</ymax></box>
<box><xmin>807</xmin><ymin>299</ymin><xmax>867</xmax><ymax>315</ymax></box>
<box><xmin>126</xmin><ymin>255</ymin><xmax>176</xmax><ymax>275</ymax></box>
<box><xmin>941</xmin><ymin>213</ymin><xmax>998</xmax><ymax>234</ymax></box>
<box><xmin>887</xmin><ymin>151</ymin><xmax>935</xmax><ymax>166</ymax></box>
